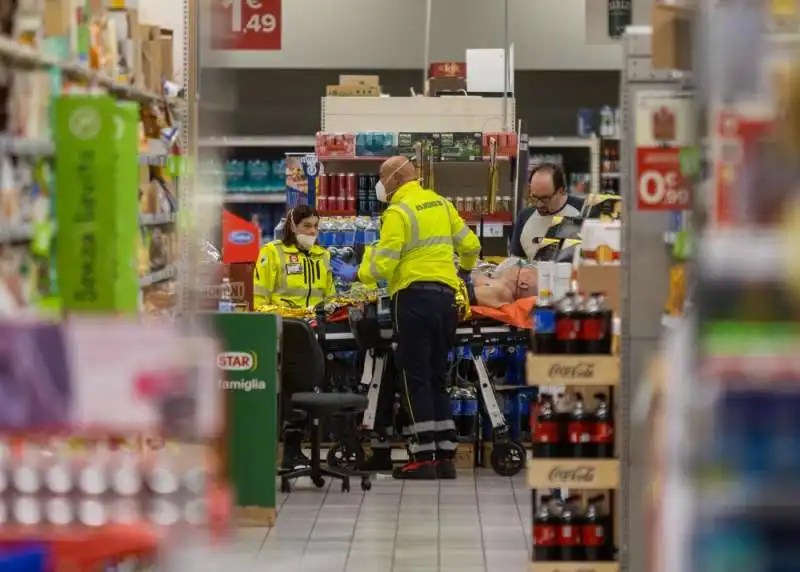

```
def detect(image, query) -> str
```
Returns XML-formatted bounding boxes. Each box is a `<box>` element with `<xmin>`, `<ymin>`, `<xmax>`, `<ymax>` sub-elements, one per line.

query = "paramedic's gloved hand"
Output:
<box><xmin>331</xmin><ymin>258</ymin><xmax>358</xmax><ymax>282</ymax></box>
<box><xmin>458</xmin><ymin>268</ymin><xmax>472</xmax><ymax>285</ymax></box>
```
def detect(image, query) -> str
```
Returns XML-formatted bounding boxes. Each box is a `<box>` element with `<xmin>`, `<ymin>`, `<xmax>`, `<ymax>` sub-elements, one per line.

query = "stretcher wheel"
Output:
<box><xmin>326</xmin><ymin>441</ymin><xmax>365</xmax><ymax>471</ymax></box>
<box><xmin>360</xmin><ymin>477</ymin><xmax>372</xmax><ymax>492</ymax></box>
<box><xmin>490</xmin><ymin>441</ymin><xmax>526</xmax><ymax>477</ymax></box>
<box><xmin>312</xmin><ymin>476</ymin><xmax>326</xmax><ymax>488</ymax></box>
<box><xmin>280</xmin><ymin>478</ymin><xmax>291</xmax><ymax>493</ymax></box>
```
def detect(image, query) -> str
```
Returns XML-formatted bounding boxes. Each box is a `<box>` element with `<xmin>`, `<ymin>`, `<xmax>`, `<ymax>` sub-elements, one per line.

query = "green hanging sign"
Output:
<box><xmin>608</xmin><ymin>0</ymin><xmax>633</xmax><ymax>39</ymax></box>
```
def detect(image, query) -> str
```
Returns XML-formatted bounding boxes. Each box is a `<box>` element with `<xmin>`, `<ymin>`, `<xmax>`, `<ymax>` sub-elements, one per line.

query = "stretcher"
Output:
<box><xmin>317</xmin><ymin>305</ymin><xmax>530</xmax><ymax>476</ymax></box>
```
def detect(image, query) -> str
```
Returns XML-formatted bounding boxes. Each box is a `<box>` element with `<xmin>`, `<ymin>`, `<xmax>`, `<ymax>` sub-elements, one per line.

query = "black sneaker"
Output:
<box><xmin>435</xmin><ymin>459</ymin><xmax>457</xmax><ymax>479</ymax></box>
<box><xmin>392</xmin><ymin>460</ymin><xmax>437</xmax><ymax>480</ymax></box>
<box><xmin>360</xmin><ymin>452</ymin><xmax>394</xmax><ymax>472</ymax></box>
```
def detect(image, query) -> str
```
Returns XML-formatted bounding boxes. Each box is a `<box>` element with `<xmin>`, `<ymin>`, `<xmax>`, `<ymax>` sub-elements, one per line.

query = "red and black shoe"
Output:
<box><xmin>392</xmin><ymin>460</ymin><xmax>437</xmax><ymax>480</ymax></box>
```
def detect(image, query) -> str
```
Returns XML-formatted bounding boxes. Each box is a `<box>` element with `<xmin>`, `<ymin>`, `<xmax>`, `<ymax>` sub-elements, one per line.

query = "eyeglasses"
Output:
<box><xmin>529</xmin><ymin>193</ymin><xmax>556</xmax><ymax>205</ymax></box>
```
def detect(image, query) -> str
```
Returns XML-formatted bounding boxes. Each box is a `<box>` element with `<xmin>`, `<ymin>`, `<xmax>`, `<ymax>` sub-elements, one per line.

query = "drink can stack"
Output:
<box><xmin>527</xmin><ymin>289</ymin><xmax>620</xmax><ymax>571</ymax></box>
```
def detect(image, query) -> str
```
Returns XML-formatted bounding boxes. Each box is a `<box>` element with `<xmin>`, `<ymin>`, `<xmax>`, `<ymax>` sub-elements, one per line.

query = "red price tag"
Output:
<box><xmin>212</xmin><ymin>0</ymin><xmax>282</xmax><ymax>51</ymax></box>
<box><xmin>636</xmin><ymin>147</ymin><xmax>691</xmax><ymax>211</ymax></box>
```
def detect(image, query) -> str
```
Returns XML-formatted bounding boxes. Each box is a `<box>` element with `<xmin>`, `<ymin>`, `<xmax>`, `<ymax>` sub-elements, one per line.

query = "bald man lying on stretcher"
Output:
<box><xmin>468</xmin><ymin>263</ymin><xmax>538</xmax><ymax>309</ymax></box>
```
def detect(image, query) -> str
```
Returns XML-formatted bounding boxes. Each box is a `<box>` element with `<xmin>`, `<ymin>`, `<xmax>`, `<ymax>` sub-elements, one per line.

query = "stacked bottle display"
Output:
<box><xmin>532</xmin><ymin>291</ymin><xmax>614</xmax><ymax>355</ymax></box>
<box><xmin>534</xmin><ymin>494</ymin><xmax>614</xmax><ymax>563</ymax></box>
<box><xmin>317</xmin><ymin>173</ymin><xmax>387</xmax><ymax>216</ymax></box>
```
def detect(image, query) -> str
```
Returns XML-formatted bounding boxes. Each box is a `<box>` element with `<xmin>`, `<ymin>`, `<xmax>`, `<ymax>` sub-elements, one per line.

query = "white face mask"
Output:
<box><xmin>296</xmin><ymin>234</ymin><xmax>317</xmax><ymax>249</ymax></box>
<box><xmin>375</xmin><ymin>159</ymin><xmax>411</xmax><ymax>203</ymax></box>
<box><xmin>375</xmin><ymin>181</ymin><xmax>388</xmax><ymax>203</ymax></box>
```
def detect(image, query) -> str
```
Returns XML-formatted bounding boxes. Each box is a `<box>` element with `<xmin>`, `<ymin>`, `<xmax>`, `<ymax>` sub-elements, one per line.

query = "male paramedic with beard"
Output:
<box><xmin>331</xmin><ymin>156</ymin><xmax>481</xmax><ymax>480</ymax></box>
<box><xmin>510</xmin><ymin>163</ymin><xmax>584</xmax><ymax>259</ymax></box>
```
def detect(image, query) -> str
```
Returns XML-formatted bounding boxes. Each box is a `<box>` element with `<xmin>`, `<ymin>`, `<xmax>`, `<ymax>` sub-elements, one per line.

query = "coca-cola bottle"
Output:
<box><xmin>556</xmin><ymin>495</ymin><xmax>585</xmax><ymax>561</ymax></box>
<box><xmin>533</xmin><ymin>494</ymin><xmax>559</xmax><ymax>561</ymax></box>
<box><xmin>555</xmin><ymin>292</ymin><xmax>581</xmax><ymax>354</ymax></box>
<box><xmin>580</xmin><ymin>292</ymin><xmax>613</xmax><ymax>354</ymax></box>
<box><xmin>593</xmin><ymin>393</ymin><xmax>614</xmax><ymax>458</ymax></box>
<box><xmin>582</xmin><ymin>495</ymin><xmax>610</xmax><ymax>561</ymax></box>
<box><xmin>531</xmin><ymin>394</ymin><xmax>559</xmax><ymax>458</ymax></box>
<box><xmin>554</xmin><ymin>393</ymin><xmax>572</xmax><ymax>458</ymax></box>
<box><xmin>567</xmin><ymin>393</ymin><xmax>592</xmax><ymax>458</ymax></box>
<box><xmin>532</xmin><ymin>290</ymin><xmax>558</xmax><ymax>354</ymax></box>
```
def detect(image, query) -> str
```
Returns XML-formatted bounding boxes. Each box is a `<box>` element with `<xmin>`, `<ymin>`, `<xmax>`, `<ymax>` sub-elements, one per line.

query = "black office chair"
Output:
<box><xmin>279</xmin><ymin>318</ymin><xmax>370</xmax><ymax>493</ymax></box>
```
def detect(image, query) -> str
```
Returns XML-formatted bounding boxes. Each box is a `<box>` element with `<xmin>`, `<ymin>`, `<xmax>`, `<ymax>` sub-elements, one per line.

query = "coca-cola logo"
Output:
<box><xmin>548</xmin><ymin>363</ymin><xmax>595</xmax><ymax>378</ymax></box>
<box><xmin>548</xmin><ymin>466</ymin><xmax>596</xmax><ymax>483</ymax></box>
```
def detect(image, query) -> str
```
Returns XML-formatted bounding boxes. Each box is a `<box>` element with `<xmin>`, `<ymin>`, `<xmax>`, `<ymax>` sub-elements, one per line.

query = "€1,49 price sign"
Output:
<box><xmin>636</xmin><ymin>146</ymin><xmax>691</xmax><ymax>211</ymax></box>
<box><xmin>213</xmin><ymin>0</ymin><xmax>282</xmax><ymax>51</ymax></box>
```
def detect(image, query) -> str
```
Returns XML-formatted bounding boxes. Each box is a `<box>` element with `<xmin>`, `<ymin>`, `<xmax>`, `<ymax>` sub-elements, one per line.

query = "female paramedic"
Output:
<box><xmin>253</xmin><ymin>204</ymin><xmax>336</xmax><ymax>311</ymax></box>
<box><xmin>253</xmin><ymin>204</ymin><xmax>336</xmax><ymax>470</ymax></box>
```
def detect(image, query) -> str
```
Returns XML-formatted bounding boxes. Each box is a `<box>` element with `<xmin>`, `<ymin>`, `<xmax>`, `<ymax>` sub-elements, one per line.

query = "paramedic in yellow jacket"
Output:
<box><xmin>331</xmin><ymin>156</ymin><xmax>481</xmax><ymax>481</ymax></box>
<box><xmin>253</xmin><ymin>204</ymin><xmax>335</xmax><ymax>311</ymax></box>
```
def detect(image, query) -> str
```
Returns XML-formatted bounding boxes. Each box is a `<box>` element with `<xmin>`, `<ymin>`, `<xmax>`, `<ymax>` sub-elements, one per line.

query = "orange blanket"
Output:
<box><xmin>470</xmin><ymin>296</ymin><xmax>536</xmax><ymax>329</ymax></box>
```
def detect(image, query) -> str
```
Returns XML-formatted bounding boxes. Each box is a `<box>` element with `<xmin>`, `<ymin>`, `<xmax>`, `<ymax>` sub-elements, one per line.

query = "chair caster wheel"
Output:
<box><xmin>490</xmin><ymin>441</ymin><xmax>527</xmax><ymax>477</ymax></box>
<box><xmin>312</xmin><ymin>476</ymin><xmax>325</xmax><ymax>488</ymax></box>
<box><xmin>360</xmin><ymin>478</ymin><xmax>372</xmax><ymax>492</ymax></box>
<box><xmin>341</xmin><ymin>478</ymin><xmax>350</xmax><ymax>493</ymax></box>
<box><xmin>280</xmin><ymin>478</ymin><xmax>291</xmax><ymax>493</ymax></box>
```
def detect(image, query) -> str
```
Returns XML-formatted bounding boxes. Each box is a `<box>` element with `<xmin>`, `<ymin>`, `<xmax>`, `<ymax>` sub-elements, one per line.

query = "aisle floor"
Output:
<box><xmin>239</xmin><ymin>469</ymin><xmax>531</xmax><ymax>572</ymax></box>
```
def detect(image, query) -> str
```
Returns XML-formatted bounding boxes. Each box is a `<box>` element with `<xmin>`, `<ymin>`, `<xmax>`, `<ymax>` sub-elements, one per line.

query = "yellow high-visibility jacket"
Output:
<box><xmin>357</xmin><ymin>180</ymin><xmax>481</xmax><ymax>296</ymax></box>
<box><xmin>253</xmin><ymin>240</ymin><xmax>336</xmax><ymax>309</ymax></box>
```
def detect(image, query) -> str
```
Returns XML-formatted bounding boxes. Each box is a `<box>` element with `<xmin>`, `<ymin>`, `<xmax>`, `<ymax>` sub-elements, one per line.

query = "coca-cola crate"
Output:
<box><xmin>526</xmin><ymin>355</ymin><xmax>619</xmax><ymax>386</ymax></box>
<box><xmin>526</xmin><ymin>459</ymin><xmax>620</xmax><ymax>489</ymax></box>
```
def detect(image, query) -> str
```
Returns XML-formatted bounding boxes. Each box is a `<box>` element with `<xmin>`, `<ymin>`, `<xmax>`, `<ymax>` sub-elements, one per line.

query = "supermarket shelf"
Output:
<box><xmin>198</xmin><ymin>136</ymin><xmax>315</xmax><ymax>148</ymax></box>
<box><xmin>0</xmin><ymin>223</ymin><xmax>34</xmax><ymax>242</ymax></box>
<box><xmin>529</xmin><ymin>136</ymin><xmax>598</xmax><ymax>148</ymax></box>
<box><xmin>140</xmin><ymin>213</ymin><xmax>176</xmax><ymax>226</ymax></box>
<box><xmin>223</xmin><ymin>193</ymin><xmax>287</xmax><ymax>204</ymax></box>
<box><xmin>0</xmin><ymin>36</ymin><xmax>179</xmax><ymax>107</ymax></box>
<box><xmin>527</xmin><ymin>459</ymin><xmax>620</xmax><ymax>489</ymax></box>
<box><xmin>526</xmin><ymin>354</ymin><xmax>620</xmax><ymax>386</ymax></box>
<box><xmin>0</xmin><ymin>135</ymin><xmax>54</xmax><ymax>156</ymax></box>
<box><xmin>529</xmin><ymin>563</ymin><xmax>618</xmax><ymax>572</ymax></box>
<box><xmin>140</xmin><ymin>264</ymin><xmax>177</xmax><ymax>287</ymax></box>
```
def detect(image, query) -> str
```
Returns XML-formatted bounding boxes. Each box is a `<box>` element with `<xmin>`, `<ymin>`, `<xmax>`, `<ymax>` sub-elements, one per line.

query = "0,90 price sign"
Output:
<box><xmin>212</xmin><ymin>0</ymin><xmax>282</xmax><ymax>51</ymax></box>
<box><xmin>635</xmin><ymin>146</ymin><xmax>691</xmax><ymax>211</ymax></box>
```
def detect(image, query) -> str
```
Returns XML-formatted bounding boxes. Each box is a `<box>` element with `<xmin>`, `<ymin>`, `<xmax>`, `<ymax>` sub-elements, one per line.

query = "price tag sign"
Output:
<box><xmin>636</xmin><ymin>147</ymin><xmax>691</xmax><ymax>211</ymax></box>
<box><xmin>213</xmin><ymin>0</ymin><xmax>282</xmax><ymax>51</ymax></box>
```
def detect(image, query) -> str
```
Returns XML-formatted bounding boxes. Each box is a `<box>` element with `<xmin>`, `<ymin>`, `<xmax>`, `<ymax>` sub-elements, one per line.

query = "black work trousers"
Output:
<box><xmin>391</xmin><ymin>283</ymin><xmax>458</xmax><ymax>461</ymax></box>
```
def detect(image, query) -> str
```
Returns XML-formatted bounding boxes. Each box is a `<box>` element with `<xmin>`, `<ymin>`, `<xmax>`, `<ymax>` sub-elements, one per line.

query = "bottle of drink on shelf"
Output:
<box><xmin>533</xmin><ymin>495</ymin><xmax>559</xmax><ymax>561</ymax></box>
<box><xmin>580</xmin><ymin>292</ymin><xmax>612</xmax><ymax>354</ymax></box>
<box><xmin>593</xmin><ymin>392</ymin><xmax>614</xmax><ymax>458</ymax></box>
<box><xmin>532</xmin><ymin>290</ymin><xmax>557</xmax><ymax>353</ymax></box>
<box><xmin>582</xmin><ymin>495</ymin><xmax>610</xmax><ymax>561</ymax></box>
<box><xmin>556</xmin><ymin>495</ymin><xmax>585</xmax><ymax>562</ymax></box>
<box><xmin>531</xmin><ymin>394</ymin><xmax>559</xmax><ymax>458</ymax></box>
<box><xmin>218</xmin><ymin>277</ymin><xmax>234</xmax><ymax>312</ymax></box>
<box><xmin>567</xmin><ymin>393</ymin><xmax>592</xmax><ymax>458</ymax></box>
<box><xmin>555</xmin><ymin>292</ymin><xmax>581</xmax><ymax>354</ymax></box>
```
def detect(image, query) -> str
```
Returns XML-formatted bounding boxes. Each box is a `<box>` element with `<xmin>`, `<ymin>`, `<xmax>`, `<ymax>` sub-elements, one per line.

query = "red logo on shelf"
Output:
<box><xmin>636</xmin><ymin>147</ymin><xmax>691</xmax><ymax>211</ymax></box>
<box><xmin>212</xmin><ymin>0</ymin><xmax>282</xmax><ymax>51</ymax></box>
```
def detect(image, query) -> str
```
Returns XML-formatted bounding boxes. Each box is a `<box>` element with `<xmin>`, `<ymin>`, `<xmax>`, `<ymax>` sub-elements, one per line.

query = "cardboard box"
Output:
<box><xmin>326</xmin><ymin>84</ymin><xmax>379</xmax><ymax>97</ymax></box>
<box><xmin>577</xmin><ymin>265</ymin><xmax>621</xmax><ymax>315</ymax></box>
<box><xmin>158</xmin><ymin>31</ymin><xmax>173</xmax><ymax>80</ymax></box>
<box><xmin>429</xmin><ymin>62</ymin><xmax>466</xmax><ymax>79</ymax></box>
<box><xmin>425</xmin><ymin>77</ymin><xmax>467</xmax><ymax>96</ymax></box>
<box><xmin>339</xmin><ymin>74</ymin><xmax>379</xmax><ymax>86</ymax></box>
<box><xmin>652</xmin><ymin>5</ymin><xmax>693</xmax><ymax>70</ymax></box>
<box><xmin>43</xmin><ymin>0</ymin><xmax>71</xmax><ymax>36</ymax></box>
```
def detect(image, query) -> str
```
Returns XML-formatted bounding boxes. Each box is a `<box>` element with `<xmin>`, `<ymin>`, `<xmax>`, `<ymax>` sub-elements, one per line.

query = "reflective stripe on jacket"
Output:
<box><xmin>253</xmin><ymin>240</ymin><xmax>335</xmax><ymax>310</ymax></box>
<box><xmin>357</xmin><ymin>180</ymin><xmax>481</xmax><ymax>296</ymax></box>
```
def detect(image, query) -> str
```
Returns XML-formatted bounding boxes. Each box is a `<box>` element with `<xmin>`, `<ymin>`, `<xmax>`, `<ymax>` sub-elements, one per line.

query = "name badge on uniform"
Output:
<box><xmin>285</xmin><ymin>263</ymin><xmax>303</xmax><ymax>275</ymax></box>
